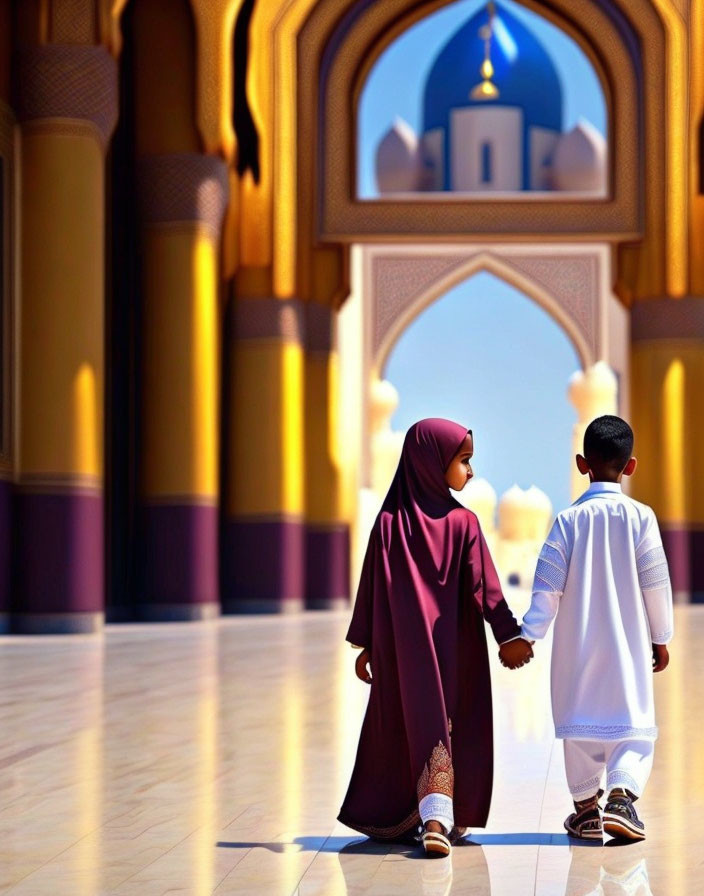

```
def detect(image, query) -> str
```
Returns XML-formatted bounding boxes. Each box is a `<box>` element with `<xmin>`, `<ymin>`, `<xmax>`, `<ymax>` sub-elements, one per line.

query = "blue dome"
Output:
<box><xmin>422</xmin><ymin>2</ymin><xmax>563</xmax><ymax>188</ymax></box>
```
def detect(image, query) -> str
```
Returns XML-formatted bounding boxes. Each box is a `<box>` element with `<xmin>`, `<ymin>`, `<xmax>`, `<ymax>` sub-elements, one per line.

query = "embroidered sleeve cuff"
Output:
<box><xmin>651</xmin><ymin>630</ymin><xmax>673</xmax><ymax>645</ymax></box>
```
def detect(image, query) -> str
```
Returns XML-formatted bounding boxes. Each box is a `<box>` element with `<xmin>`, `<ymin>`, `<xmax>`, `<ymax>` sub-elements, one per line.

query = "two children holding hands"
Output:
<box><xmin>340</xmin><ymin>415</ymin><xmax>672</xmax><ymax>855</ymax></box>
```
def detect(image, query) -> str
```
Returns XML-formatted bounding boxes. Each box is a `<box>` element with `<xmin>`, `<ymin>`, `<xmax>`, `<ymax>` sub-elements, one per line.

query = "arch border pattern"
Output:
<box><xmin>363</xmin><ymin>243</ymin><xmax>617</xmax><ymax>374</ymax></box>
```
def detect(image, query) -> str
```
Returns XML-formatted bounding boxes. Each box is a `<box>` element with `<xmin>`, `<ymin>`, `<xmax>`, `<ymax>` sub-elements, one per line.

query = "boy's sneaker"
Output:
<box><xmin>564</xmin><ymin>791</ymin><xmax>603</xmax><ymax>841</ymax></box>
<box><xmin>603</xmin><ymin>789</ymin><xmax>645</xmax><ymax>841</ymax></box>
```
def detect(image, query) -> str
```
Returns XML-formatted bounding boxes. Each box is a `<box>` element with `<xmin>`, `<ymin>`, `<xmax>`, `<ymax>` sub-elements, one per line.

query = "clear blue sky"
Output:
<box><xmin>384</xmin><ymin>273</ymin><xmax>580</xmax><ymax>514</ymax></box>
<box><xmin>363</xmin><ymin>0</ymin><xmax>606</xmax><ymax>513</ymax></box>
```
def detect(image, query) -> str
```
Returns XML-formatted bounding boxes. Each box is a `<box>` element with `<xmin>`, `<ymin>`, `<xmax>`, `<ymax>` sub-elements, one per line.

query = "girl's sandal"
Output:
<box><xmin>564</xmin><ymin>806</ymin><xmax>603</xmax><ymax>840</ymax></box>
<box><xmin>422</xmin><ymin>829</ymin><xmax>452</xmax><ymax>857</ymax></box>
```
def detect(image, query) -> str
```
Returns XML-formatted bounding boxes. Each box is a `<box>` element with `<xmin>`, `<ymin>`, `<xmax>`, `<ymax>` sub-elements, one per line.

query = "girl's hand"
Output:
<box><xmin>355</xmin><ymin>648</ymin><xmax>372</xmax><ymax>684</ymax></box>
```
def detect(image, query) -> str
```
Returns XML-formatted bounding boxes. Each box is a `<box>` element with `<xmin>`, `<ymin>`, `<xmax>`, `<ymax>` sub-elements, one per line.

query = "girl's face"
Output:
<box><xmin>444</xmin><ymin>432</ymin><xmax>474</xmax><ymax>491</ymax></box>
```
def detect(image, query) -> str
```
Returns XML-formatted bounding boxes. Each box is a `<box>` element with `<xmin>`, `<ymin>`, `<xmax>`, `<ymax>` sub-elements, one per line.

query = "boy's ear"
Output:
<box><xmin>622</xmin><ymin>456</ymin><xmax>637</xmax><ymax>477</ymax></box>
<box><xmin>576</xmin><ymin>454</ymin><xmax>590</xmax><ymax>475</ymax></box>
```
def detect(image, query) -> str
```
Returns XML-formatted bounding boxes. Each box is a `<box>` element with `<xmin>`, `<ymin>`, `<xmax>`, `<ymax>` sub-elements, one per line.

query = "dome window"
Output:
<box><xmin>481</xmin><ymin>141</ymin><xmax>493</xmax><ymax>184</ymax></box>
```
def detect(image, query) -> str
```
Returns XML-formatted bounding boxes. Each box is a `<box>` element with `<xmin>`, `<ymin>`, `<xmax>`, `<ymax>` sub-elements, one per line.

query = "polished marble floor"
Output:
<box><xmin>0</xmin><ymin>592</ymin><xmax>702</xmax><ymax>895</ymax></box>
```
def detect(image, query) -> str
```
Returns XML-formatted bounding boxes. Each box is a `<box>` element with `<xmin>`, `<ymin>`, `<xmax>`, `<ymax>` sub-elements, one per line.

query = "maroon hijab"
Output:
<box><xmin>339</xmin><ymin>418</ymin><xmax>520</xmax><ymax>839</ymax></box>
<box><xmin>384</xmin><ymin>417</ymin><xmax>470</xmax><ymax>516</ymax></box>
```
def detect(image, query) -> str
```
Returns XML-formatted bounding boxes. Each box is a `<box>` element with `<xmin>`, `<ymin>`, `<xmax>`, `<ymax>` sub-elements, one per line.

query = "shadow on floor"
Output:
<box><xmin>216</xmin><ymin>835</ymin><xmax>371</xmax><ymax>853</ymax></box>
<box><xmin>217</xmin><ymin>831</ymin><xmax>606</xmax><ymax>854</ymax></box>
<box><xmin>463</xmin><ymin>832</ymin><xmax>601</xmax><ymax>847</ymax></box>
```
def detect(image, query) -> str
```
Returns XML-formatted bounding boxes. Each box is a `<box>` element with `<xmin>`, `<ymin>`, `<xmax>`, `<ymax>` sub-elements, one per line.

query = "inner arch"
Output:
<box><xmin>383</xmin><ymin>270</ymin><xmax>581</xmax><ymax>513</ymax></box>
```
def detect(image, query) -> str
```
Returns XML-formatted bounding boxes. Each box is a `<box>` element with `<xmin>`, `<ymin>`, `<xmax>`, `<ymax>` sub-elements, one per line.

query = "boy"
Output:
<box><xmin>500</xmin><ymin>415</ymin><xmax>673</xmax><ymax>841</ymax></box>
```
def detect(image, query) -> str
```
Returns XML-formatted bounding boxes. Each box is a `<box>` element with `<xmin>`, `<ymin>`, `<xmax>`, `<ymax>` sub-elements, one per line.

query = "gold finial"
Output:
<box><xmin>470</xmin><ymin>2</ymin><xmax>500</xmax><ymax>100</ymax></box>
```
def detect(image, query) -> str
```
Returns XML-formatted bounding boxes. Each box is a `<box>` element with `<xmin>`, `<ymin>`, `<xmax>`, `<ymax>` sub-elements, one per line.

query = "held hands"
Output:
<box><xmin>499</xmin><ymin>638</ymin><xmax>534</xmax><ymax>670</ymax></box>
<box><xmin>652</xmin><ymin>643</ymin><xmax>669</xmax><ymax>673</ymax></box>
<box><xmin>355</xmin><ymin>648</ymin><xmax>372</xmax><ymax>684</ymax></box>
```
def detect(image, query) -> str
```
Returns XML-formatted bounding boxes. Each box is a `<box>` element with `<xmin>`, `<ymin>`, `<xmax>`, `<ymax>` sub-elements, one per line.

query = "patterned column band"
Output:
<box><xmin>631</xmin><ymin>297</ymin><xmax>704</xmax><ymax>341</ymax></box>
<box><xmin>14</xmin><ymin>45</ymin><xmax>118</xmax><ymax>150</ymax></box>
<box><xmin>136</xmin><ymin>153</ymin><xmax>229</xmax><ymax>239</ymax></box>
<box><xmin>230</xmin><ymin>297</ymin><xmax>334</xmax><ymax>351</ymax></box>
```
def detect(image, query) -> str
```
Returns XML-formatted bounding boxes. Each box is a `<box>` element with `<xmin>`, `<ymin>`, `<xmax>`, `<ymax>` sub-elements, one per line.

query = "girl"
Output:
<box><xmin>338</xmin><ymin>418</ymin><xmax>531</xmax><ymax>856</ymax></box>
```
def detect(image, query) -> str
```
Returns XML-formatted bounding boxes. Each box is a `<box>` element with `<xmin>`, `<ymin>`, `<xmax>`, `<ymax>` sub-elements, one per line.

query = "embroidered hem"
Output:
<box><xmin>569</xmin><ymin>773</ymin><xmax>602</xmax><ymax>797</ymax></box>
<box><xmin>419</xmin><ymin>793</ymin><xmax>454</xmax><ymax>835</ymax></box>
<box><xmin>337</xmin><ymin>808</ymin><xmax>420</xmax><ymax>841</ymax></box>
<box><xmin>417</xmin><ymin>741</ymin><xmax>454</xmax><ymax>802</ymax></box>
<box><xmin>606</xmin><ymin>770</ymin><xmax>642</xmax><ymax>797</ymax></box>
<box><xmin>557</xmin><ymin>724</ymin><xmax>658</xmax><ymax>741</ymax></box>
<box><xmin>651</xmin><ymin>629</ymin><xmax>673</xmax><ymax>644</ymax></box>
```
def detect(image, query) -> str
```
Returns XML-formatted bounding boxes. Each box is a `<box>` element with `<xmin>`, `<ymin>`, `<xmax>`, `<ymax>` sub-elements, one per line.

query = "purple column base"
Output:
<box><xmin>138</xmin><ymin>503</ymin><xmax>219</xmax><ymax>620</ymax></box>
<box><xmin>305</xmin><ymin>525</ymin><xmax>350</xmax><ymax>609</ymax></box>
<box><xmin>221</xmin><ymin>518</ymin><xmax>304</xmax><ymax>613</ymax></box>
<box><xmin>0</xmin><ymin>479</ymin><xmax>10</xmax><ymax>616</ymax></box>
<box><xmin>662</xmin><ymin>528</ymin><xmax>704</xmax><ymax>603</ymax></box>
<box><xmin>13</xmin><ymin>489</ymin><xmax>104</xmax><ymax>632</ymax></box>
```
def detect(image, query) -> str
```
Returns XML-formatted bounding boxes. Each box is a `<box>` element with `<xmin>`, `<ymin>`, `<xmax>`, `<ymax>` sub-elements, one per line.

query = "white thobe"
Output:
<box><xmin>522</xmin><ymin>481</ymin><xmax>673</xmax><ymax>742</ymax></box>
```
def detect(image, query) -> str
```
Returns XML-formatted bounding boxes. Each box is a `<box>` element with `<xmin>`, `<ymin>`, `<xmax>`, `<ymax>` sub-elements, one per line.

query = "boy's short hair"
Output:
<box><xmin>584</xmin><ymin>415</ymin><xmax>634</xmax><ymax>471</ymax></box>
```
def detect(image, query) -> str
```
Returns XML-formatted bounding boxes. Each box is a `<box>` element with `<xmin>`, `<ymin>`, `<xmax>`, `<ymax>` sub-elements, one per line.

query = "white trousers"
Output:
<box><xmin>563</xmin><ymin>738</ymin><xmax>654</xmax><ymax>799</ymax></box>
<box><xmin>419</xmin><ymin>793</ymin><xmax>454</xmax><ymax>836</ymax></box>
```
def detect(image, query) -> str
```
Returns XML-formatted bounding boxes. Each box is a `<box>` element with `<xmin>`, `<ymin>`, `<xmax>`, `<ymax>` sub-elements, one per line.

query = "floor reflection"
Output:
<box><xmin>335</xmin><ymin>835</ymin><xmax>652</xmax><ymax>896</ymax></box>
<box><xmin>337</xmin><ymin>837</ymin><xmax>490</xmax><ymax>896</ymax></box>
<box><xmin>565</xmin><ymin>845</ymin><xmax>651</xmax><ymax>896</ymax></box>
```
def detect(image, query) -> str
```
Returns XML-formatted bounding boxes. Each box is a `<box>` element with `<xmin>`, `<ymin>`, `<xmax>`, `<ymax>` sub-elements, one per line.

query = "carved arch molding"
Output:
<box><xmin>366</xmin><ymin>245</ymin><xmax>608</xmax><ymax>373</ymax></box>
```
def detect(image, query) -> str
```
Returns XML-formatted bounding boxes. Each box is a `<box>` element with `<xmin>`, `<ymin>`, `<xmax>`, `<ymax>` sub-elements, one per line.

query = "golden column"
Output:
<box><xmin>221</xmin><ymin>294</ymin><xmax>350</xmax><ymax>612</ymax></box>
<box><xmin>220</xmin><ymin>0</ymin><xmax>351</xmax><ymax>612</ymax></box>
<box><xmin>631</xmin><ymin>300</ymin><xmax>704</xmax><ymax>603</ymax></box>
<box><xmin>131</xmin><ymin>0</ymin><xmax>228</xmax><ymax>621</ymax></box>
<box><xmin>627</xmin><ymin>1</ymin><xmax>704</xmax><ymax>605</ymax></box>
<box><xmin>136</xmin><ymin>155</ymin><xmax>228</xmax><ymax>620</ymax></box>
<box><xmin>303</xmin><ymin>300</ymin><xmax>350</xmax><ymax>609</ymax></box>
<box><xmin>222</xmin><ymin>290</ymin><xmax>307</xmax><ymax>613</ymax></box>
<box><xmin>0</xmin><ymin>1</ymin><xmax>12</xmax><ymax>632</ymax></box>
<box><xmin>13</xmin><ymin>44</ymin><xmax>118</xmax><ymax>633</ymax></box>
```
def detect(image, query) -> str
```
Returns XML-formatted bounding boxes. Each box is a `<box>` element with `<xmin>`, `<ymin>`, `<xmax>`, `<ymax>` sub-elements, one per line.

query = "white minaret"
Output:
<box><xmin>551</xmin><ymin>119</ymin><xmax>607</xmax><ymax>193</ymax></box>
<box><xmin>375</xmin><ymin>118</ymin><xmax>421</xmax><ymax>194</ymax></box>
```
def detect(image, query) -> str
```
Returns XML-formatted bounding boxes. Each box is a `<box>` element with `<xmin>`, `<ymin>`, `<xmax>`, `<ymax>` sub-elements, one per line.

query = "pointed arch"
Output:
<box><xmin>373</xmin><ymin>252</ymin><xmax>593</xmax><ymax>376</ymax></box>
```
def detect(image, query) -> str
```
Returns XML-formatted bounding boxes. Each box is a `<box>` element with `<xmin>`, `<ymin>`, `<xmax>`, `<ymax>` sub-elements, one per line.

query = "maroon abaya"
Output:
<box><xmin>338</xmin><ymin>419</ymin><xmax>521</xmax><ymax>839</ymax></box>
